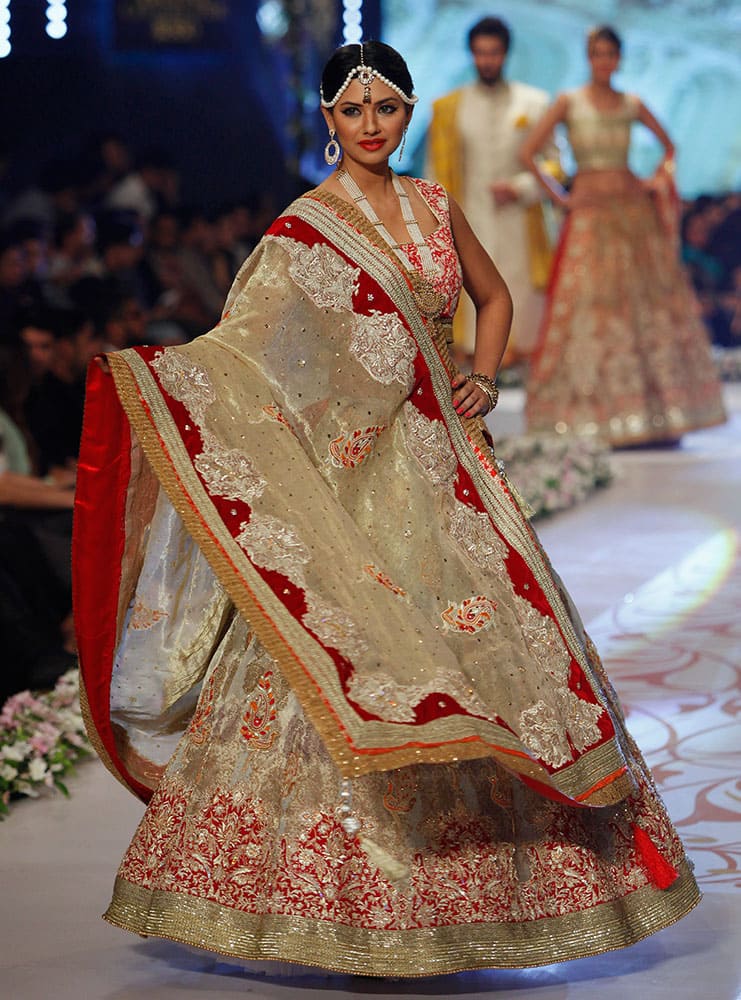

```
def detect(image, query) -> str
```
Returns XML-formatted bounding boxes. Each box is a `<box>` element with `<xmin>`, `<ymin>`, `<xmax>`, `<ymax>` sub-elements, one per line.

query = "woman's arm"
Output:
<box><xmin>636</xmin><ymin>99</ymin><xmax>675</xmax><ymax>167</ymax></box>
<box><xmin>448</xmin><ymin>195</ymin><xmax>513</xmax><ymax>418</ymax></box>
<box><xmin>519</xmin><ymin>93</ymin><xmax>571</xmax><ymax>208</ymax></box>
<box><xmin>0</xmin><ymin>471</ymin><xmax>75</xmax><ymax>509</ymax></box>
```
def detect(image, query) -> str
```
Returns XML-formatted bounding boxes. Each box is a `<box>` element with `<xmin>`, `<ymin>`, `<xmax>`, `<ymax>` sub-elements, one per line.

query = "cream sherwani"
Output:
<box><xmin>428</xmin><ymin>80</ymin><xmax>557</xmax><ymax>357</ymax></box>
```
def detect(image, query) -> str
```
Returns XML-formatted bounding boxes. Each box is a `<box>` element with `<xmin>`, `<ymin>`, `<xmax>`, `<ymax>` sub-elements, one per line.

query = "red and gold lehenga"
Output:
<box><xmin>74</xmin><ymin>180</ymin><xmax>699</xmax><ymax>977</ymax></box>
<box><xmin>526</xmin><ymin>89</ymin><xmax>725</xmax><ymax>446</ymax></box>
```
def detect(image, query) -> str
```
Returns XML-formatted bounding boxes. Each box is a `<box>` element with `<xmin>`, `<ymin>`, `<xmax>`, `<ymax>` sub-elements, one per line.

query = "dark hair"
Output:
<box><xmin>54</xmin><ymin>211</ymin><xmax>88</xmax><ymax>248</ymax></box>
<box><xmin>48</xmin><ymin>306</ymin><xmax>90</xmax><ymax>343</ymax></box>
<box><xmin>587</xmin><ymin>25</ymin><xmax>622</xmax><ymax>54</ymax></box>
<box><xmin>0</xmin><ymin>339</ymin><xmax>32</xmax><ymax>422</ymax></box>
<box><xmin>320</xmin><ymin>41</ymin><xmax>414</xmax><ymax>104</ymax></box>
<box><xmin>468</xmin><ymin>17</ymin><xmax>511</xmax><ymax>52</ymax></box>
<box><xmin>96</xmin><ymin>210</ymin><xmax>143</xmax><ymax>253</ymax></box>
<box><xmin>12</xmin><ymin>304</ymin><xmax>55</xmax><ymax>337</ymax></box>
<box><xmin>6</xmin><ymin>217</ymin><xmax>48</xmax><ymax>245</ymax></box>
<box><xmin>136</xmin><ymin>147</ymin><xmax>175</xmax><ymax>172</ymax></box>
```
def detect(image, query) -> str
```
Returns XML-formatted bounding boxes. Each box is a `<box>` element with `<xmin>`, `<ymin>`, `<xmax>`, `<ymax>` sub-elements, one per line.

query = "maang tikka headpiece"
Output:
<box><xmin>320</xmin><ymin>42</ymin><xmax>419</xmax><ymax>108</ymax></box>
<box><xmin>358</xmin><ymin>43</ymin><xmax>374</xmax><ymax>103</ymax></box>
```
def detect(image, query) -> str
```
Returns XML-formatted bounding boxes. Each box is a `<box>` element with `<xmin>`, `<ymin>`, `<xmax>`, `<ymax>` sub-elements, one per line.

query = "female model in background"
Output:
<box><xmin>521</xmin><ymin>25</ymin><xmax>725</xmax><ymax>446</ymax></box>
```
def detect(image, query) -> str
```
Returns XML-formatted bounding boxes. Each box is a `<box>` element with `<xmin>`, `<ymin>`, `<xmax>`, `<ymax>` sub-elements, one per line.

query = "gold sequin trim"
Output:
<box><xmin>104</xmin><ymin>865</ymin><xmax>700</xmax><ymax>976</ymax></box>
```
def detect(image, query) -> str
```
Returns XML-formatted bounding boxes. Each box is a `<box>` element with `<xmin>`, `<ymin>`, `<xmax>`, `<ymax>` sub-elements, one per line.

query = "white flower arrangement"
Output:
<box><xmin>497</xmin><ymin>433</ymin><xmax>613</xmax><ymax>520</ymax></box>
<box><xmin>0</xmin><ymin>669</ymin><xmax>91</xmax><ymax>817</ymax></box>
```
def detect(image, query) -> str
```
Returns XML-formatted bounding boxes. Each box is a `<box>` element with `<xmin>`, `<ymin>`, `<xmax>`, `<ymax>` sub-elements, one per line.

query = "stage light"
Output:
<box><xmin>256</xmin><ymin>0</ymin><xmax>288</xmax><ymax>41</ymax></box>
<box><xmin>0</xmin><ymin>0</ymin><xmax>9</xmax><ymax>59</ymax></box>
<box><xmin>45</xmin><ymin>0</ymin><xmax>68</xmax><ymax>40</ymax></box>
<box><xmin>342</xmin><ymin>0</ymin><xmax>363</xmax><ymax>44</ymax></box>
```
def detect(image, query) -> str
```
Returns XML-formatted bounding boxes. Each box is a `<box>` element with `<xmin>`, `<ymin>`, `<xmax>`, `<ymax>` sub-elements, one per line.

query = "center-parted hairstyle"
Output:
<box><xmin>587</xmin><ymin>25</ymin><xmax>622</xmax><ymax>54</ymax></box>
<box><xmin>320</xmin><ymin>41</ymin><xmax>417</xmax><ymax>108</ymax></box>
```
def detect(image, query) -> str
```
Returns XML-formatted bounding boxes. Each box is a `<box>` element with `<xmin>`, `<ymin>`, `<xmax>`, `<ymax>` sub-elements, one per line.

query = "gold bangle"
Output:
<box><xmin>467</xmin><ymin>374</ymin><xmax>499</xmax><ymax>412</ymax></box>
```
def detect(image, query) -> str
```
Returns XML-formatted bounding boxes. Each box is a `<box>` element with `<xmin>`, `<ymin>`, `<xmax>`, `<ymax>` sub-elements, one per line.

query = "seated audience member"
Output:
<box><xmin>718</xmin><ymin>264</ymin><xmax>741</xmax><ymax>346</ymax></box>
<box><xmin>1</xmin><ymin>158</ymin><xmax>80</xmax><ymax>231</ymax></box>
<box><xmin>96</xmin><ymin>210</ymin><xmax>153</xmax><ymax>309</ymax></box>
<box><xmin>212</xmin><ymin>203</ymin><xmax>243</xmax><ymax>283</ymax></box>
<box><xmin>7</xmin><ymin>217</ymin><xmax>51</xmax><ymax>286</ymax></box>
<box><xmin>709</xmin><ymin>194</ymin><xmax>741</xmax><ymax>344</ymax></box>
<box><xmin>105</xmin><ymin>148</ymin><xmax>179</xmax><ymax>225</ymax></box>
<box><xmin>69</xmin><ymin>275</ymin><xmax>147</xmax><ymax>352</ymax></box>
<box><xmin>682</xmin><ymin>194</ymin><xmax>741</xmax><ymax>347</ymax></box>
<box><xmin>16</xmin><ymin>306</ymin><xmax>56</xmax><ymax>387</ymax></box>
<box><xmin>0</xmin><ymin>232</ymin><xmax>40</xmax><ymax>340</ymax></box>
<box><xmin>101</xmin><ymin>290</ymin><xmax>148</xmax><ymax>352</ymax></box>
<box><xmin>78</xmin><ymin>132</ymin><xmax>132</xmax><ymax>208</ymax></box>
<box><xmin>227</xmin><ymin>198</ymin><xmax>259</xmax><ymax>263</ymax></box>
<box><xmin>176</xmin><ymin>207</ymin><xmax>225</xmax><ymax>329</ymax></box>
<box><xmin>0</xmin><ymin>340</ymin><xmax>76</xmax><ymax>700</ymax></box>
<box><xmin>48</xmin><ymin>210</ymin><xmax>102</xmax><ymax>289</ymax></box>
<box><xmin>25</xmin><ymin>307</ymin><xmax>100</xmax><ymax>478</ymax></box>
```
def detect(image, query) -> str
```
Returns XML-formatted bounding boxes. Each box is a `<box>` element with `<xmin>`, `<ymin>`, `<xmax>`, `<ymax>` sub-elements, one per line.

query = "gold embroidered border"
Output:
<box><xmin>108</xmin><ymin>352</ymin><xmax>367</xmax><ymax>781</ymax></box>
<box><xmin>103</xmin><ymin>209</ymin><xmax>631</xmax><ymax>799</ymax></box>
<box><xmin>110</xmin><ymin>341</ymin><xmax>620</xmax><ymax>795</ymax></box>
<box><xmin>107</xmin><ymin>354</ymin><xmax>518</xmax><ymax>779</ymax></box>
<box><xmin>104</xmin><ymin>865</ymin><xmax>699</xmax><ymax>976</ymax></box>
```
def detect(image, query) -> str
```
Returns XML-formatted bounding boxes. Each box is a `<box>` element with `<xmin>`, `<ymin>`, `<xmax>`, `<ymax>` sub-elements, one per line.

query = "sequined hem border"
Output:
<box><xmin>549</xmin><ymin>415</ymin><xmax>727</xmax><ymax>449</ymax></box>
<box><xmin>104</xmin><ymin>866</ymin><xmax>700</xmax><ymax>976</ymax></box>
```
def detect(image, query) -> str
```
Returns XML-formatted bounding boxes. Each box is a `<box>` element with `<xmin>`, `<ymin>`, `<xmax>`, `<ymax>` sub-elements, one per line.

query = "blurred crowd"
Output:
<box><xmin>0</xmin><ymin>131</ymin><xmax>739</xmax><ymax>703</ymax></box>
<box><xmin>681</xmin><ymin>192</ymin><xmax>741</xmax><ymax>348</ymax></box>
<box><xmin>0</xmin><ymin>133</ymin><xmax>276</xmax><ymax>703</ymax></box>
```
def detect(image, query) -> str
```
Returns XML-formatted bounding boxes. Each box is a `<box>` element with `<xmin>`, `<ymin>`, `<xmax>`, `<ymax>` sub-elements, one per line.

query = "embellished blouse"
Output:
<box><xmin>566</xmin><ymin>89</ymin><xmax>640</xmax><ymax>172</ymax></box>
<box><xmin>397</xmin><ymin>179</ymin><xmax>462</xmax><ymax>320</ymax></box>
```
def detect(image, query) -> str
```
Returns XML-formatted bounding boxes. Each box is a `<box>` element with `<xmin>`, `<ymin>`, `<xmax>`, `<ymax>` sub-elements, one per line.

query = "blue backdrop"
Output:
<box><xmin>384</xmin><ymin>0</ymin><xmax>741</xmax><ymax>196</ymax></box>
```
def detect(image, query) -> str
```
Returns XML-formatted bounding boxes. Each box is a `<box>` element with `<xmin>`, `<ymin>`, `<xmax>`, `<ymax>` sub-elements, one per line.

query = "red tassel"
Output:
<box><xmin>632</xmin><ymin>823</ymin><xmax>679</xmax><ymax>890</ymax></box>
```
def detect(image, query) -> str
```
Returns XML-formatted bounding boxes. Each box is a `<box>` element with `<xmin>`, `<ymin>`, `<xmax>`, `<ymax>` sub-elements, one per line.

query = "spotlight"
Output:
<box><xmin>342</xmin><ymin>0</ymin><xmax>363</xmax><ymax>45</ymax></box>
<box><xmin>45</xmin><ymin>0</ymin><xmax>68</xmax><ymax>40</ymax></box>
<box><xmin>0</xmin><ymin>0</ymin><xmax>9</xmax><ymax>59</ymax></box>
<box><xmin>256</xmin><ymin>0</ymin><xmax>288</xmax><ymax>41</ymax></box>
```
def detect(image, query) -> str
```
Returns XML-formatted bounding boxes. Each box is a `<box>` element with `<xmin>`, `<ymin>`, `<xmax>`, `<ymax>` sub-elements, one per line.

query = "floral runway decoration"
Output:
<box><xmin>0</xmin><ymin>670</ymin><xmax>91</xmax><ymax>818</ymax></box>
<box><xmin>497</xmin><ymin>433</ymin><xmax>613</xmax><ymax>519</ymax></box>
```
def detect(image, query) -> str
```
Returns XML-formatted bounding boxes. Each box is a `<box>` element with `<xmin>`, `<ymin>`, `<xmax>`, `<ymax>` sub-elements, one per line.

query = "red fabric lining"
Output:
<box><xmin>72</xmin><ymin>360</ymin><xmax>151</xmax><ymax>802</ymax></box>
<box><xmin>527</xmin><ymin>213</ymin><xmax>572</xmax><ymax>372</ymax></box>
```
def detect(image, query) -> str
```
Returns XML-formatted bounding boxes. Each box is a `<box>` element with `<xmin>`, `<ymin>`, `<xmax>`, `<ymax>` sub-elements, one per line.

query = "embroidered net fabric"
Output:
<box><xmin>74</xmin><ymin>183</ymin><xmax>699</xmax><ymax>974</ymax></box>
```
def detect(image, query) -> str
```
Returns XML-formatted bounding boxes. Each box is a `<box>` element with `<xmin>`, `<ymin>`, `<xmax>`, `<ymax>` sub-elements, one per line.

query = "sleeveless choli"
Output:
<box><xmin>566</xmin><ymin>88</ymin><xmax>639</xmax><ymax>172</ymax></box>
<box><xmin>398</xmin><ymin>178</ymin><xmax>463</xmax><ymax>320</ymax></box>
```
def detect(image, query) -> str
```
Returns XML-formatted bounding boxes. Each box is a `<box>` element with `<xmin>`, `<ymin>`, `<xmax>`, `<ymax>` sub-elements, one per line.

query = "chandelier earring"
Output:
<box><xmin>398</xmin><ymin>127</ymin><xmax>408</xmax><ymax>163</ymax></box>
<box><xmin>324</xmin><ymin>128</ymin><xmax>342</xmax><ymax>166</ymax></box>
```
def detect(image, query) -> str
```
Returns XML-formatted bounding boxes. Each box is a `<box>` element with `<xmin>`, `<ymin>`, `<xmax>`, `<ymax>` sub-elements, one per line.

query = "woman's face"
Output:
<box><xmin>588</xmin><ymin>39</ymin><xmax>620</xmax><ymax>84</ymax></box>
<box><xmin>322</xmin><ymin>77</ymin><xmax>412</xmax><ymax>168</ymax></box>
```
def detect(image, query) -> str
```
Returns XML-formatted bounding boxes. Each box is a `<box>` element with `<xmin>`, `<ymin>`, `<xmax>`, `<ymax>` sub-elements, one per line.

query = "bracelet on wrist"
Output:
<box><xmin>467</xmin><ymin>373</ymin><xmax>499</xmax><ymax>412</ymax></box>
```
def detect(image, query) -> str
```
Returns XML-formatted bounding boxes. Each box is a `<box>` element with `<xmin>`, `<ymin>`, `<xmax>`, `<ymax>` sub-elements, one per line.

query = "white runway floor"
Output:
<box><xmin>2</xmin><ymin>386</ymin><xmax>740</xmax><ymax>1000</ymax></box>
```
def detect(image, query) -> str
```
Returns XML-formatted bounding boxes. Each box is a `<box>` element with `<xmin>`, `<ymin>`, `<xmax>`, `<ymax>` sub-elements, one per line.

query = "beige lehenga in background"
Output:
<box><xmin>74</xmin><ymin>179</ymin><xmax>699</xmax><ymax>977</ymax></box>
<box><xmin>526</xmin><ymin>88</ymin><xmax>725</xmax><ymax>446</ymax></box>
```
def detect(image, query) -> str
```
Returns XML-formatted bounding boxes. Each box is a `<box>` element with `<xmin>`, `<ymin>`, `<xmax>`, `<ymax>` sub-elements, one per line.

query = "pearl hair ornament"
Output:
<box><xmin>320</xmin><ymin>42</ymin><xmax>419</xmax><ymax>108</ymax></box>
